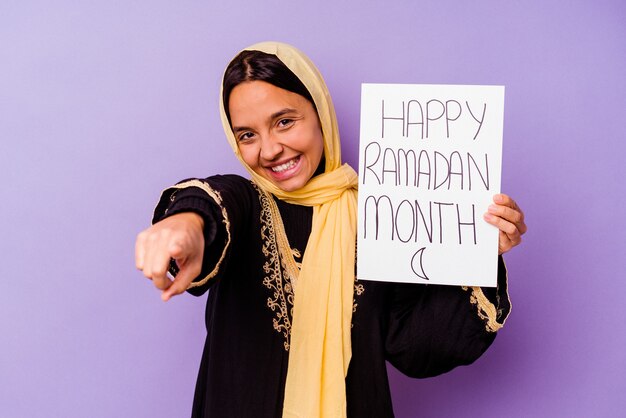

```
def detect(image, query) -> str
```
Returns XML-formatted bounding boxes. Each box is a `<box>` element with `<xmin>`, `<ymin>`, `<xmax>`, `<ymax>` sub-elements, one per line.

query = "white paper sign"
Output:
<box><xmin>357</xmin><ymin>84</ymin><xmax>504</xmax><ymax>287</ymax></box>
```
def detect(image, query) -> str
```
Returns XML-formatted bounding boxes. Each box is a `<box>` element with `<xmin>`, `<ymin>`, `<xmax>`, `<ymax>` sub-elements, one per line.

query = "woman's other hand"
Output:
<box><xmin>135</xmin><ymin>212</ymin><xmax>205</xmax><ymax>301</ymax></box>
<box><xmin>483</xmin><ymin>194</ymin><xmax>527</xmax><ymax>255</ymax></box>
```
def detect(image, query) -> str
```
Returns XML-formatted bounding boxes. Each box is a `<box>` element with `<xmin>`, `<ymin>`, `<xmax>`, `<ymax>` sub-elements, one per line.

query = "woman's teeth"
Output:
<box><xmin>271</xmin><ymin>157</ymin><xmax>298</xmax><ymax>173</ymax></box>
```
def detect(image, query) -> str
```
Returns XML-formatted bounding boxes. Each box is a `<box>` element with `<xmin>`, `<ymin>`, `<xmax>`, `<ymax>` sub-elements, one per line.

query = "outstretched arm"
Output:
<box><xmin>134</xmin><ymin>175</ymin><xmax>258</xmax><ymax>301</ymax></box>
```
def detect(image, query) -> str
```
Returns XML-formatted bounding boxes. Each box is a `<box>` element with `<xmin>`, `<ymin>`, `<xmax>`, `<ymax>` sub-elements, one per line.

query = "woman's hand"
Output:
<box><xmin>483</xmin><ymin>194</ymin><xmax>527</xmax><ymax>255</ymax></box>
<box><xmin>135</xmin><ymin>212</ymin><xmax>205</xmax><ymax>301</ymax></box>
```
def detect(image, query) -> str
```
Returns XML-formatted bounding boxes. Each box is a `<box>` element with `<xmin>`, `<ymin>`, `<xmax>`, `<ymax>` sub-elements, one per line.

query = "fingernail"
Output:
<box><xmin>494</xmin><ymin>194</ymin><xmax>503</xmax><ymax>203</ymax></box>
<box><xmin>488</xmin><ymin>204</ymin><xmax>498</xmax><ymax>213</ymax></box>
<box><xmin>483</xmin><ymin>213</ymin><xmax>493</xmax><ymax>221</ymax></box>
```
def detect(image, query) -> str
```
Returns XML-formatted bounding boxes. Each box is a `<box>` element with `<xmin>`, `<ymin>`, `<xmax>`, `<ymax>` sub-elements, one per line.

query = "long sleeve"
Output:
<box><xmin>150</xmin><ymin>176</ymin><xmax>314</xmax><ymax>418</ymax></box>
<box><xmin>151</xmin><ymin>175</ymin><xmax>259</xmax><ymax>296</ymax></box>
<box><xmin>385</xmin><ymin>256</ymin><xmax>510</xmax><ymax>378</ymax></box>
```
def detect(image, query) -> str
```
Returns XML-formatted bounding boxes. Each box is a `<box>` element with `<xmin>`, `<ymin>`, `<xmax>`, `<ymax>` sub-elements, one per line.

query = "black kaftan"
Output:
<box><xmin>153</xmin><ymin>174</ymin><xmax>511</xmax><ymax>418</ymax></box>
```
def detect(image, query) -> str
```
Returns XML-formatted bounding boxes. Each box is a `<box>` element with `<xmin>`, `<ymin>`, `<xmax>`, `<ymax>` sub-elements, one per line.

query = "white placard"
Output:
<box><xmin>357</xmin><ymin>84</ymin><xmax>504</xmax><ymax>287</ymax></box>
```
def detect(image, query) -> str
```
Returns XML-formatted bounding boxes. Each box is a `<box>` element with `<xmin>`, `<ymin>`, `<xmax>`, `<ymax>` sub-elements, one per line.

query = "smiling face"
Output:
<box><xmin>228</xmin><ymin>80</ymin><xmax>325</xmax><ymax>192</ymax></box>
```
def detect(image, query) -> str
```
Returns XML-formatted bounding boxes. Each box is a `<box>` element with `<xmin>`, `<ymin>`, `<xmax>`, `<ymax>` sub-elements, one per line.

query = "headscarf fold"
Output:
<box><xmin>219</xmin><ymin>42</ymin><xmax>358</xmax><ymax>417</ymax></box>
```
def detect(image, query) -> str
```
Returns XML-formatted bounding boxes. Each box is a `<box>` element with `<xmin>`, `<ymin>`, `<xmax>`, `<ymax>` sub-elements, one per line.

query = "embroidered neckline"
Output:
<box><xmin>253</xmin><ymin>181</ymin><xmax>364</xmax><ymax>350</ymax></box>
<box><xmin>255</xmin><ymin>183</ymin><xmax>298</xmax><ymax>351</ymax></box>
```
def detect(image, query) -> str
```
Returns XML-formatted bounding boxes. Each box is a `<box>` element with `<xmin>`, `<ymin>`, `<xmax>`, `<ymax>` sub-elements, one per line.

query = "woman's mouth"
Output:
<box><xmin>270</xmin><ymin>156</ymin><xmax>301</xmax><ymax>174</ymax></box>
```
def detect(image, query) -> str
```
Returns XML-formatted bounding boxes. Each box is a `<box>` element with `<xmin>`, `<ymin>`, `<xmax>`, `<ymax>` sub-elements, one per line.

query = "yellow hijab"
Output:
<box><xmin>219</xmin><ymin>42</ymin><xmax>358</xmax><ymax>417</ymax></box>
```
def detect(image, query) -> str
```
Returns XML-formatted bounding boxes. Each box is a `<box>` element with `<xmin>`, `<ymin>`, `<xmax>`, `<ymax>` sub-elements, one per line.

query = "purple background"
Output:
<box><xmin>2</xmin><ymin>1</ymin><xmax>625</xmax><ymax>417</ymax></box>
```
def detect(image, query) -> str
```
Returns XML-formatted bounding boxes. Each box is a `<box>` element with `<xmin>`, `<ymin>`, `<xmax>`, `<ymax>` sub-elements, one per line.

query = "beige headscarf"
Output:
<box><xmin>219</xmin><ymin>42</ymin><xmax>358</xmax><ymax>417</ymax></box>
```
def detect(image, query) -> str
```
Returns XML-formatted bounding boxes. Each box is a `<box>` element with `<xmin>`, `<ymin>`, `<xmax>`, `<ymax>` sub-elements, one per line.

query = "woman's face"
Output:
<box><xmin>228</xmin><ymin>80</ymin><xmax>324</xmax><ymax>192</ymax></box>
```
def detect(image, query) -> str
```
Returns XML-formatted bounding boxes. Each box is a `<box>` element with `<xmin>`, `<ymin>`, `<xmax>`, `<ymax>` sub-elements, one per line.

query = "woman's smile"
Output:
<box><xmin>269</xmin><ymin>155</ymin><xmax>299</xmax><ymax>173</ymax></box>
<box><xmin>267</xmin><ymin>155</ymin><xmax>302</xmax><ymax>179</ymax></box>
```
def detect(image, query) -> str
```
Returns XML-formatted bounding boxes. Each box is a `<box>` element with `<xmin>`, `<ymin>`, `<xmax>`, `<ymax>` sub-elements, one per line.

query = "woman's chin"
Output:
<box><xmin>273</xmin><ymin>178</ymin><xmax>307</xmax><ymax>192</ymax></box>
<box><xmin>265</xmin><ymin>173</ymin><xmax>310</xmax><ymax>192</ymax></box>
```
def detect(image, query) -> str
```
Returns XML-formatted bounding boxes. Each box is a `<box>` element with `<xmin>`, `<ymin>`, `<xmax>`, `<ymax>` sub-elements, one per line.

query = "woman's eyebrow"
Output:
<box><xmin>269</xmin><ymin>108</ymin><xmax>298</xmax><ymax>122</ymax></box>
<box><xmin>232</xmin><ymin>108</ymin><xmax>299</xmax><ymax>133</ymax></box>
<box><xmin>232</xmin><ymin>125</ymin><xmax>251</xmax><ymax>134</ymax></box>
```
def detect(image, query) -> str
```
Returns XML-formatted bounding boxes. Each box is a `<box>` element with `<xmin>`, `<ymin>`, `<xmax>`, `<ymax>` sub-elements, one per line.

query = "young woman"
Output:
<box><xmin>135</xmin><ymin>42</ymin><xmax>526</xmax><ymax>418</ymax></box>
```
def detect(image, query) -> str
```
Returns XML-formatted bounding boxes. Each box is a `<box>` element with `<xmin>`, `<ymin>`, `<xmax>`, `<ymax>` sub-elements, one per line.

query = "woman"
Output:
<box><xmin>135</xmin><ymin>42</ymin><xmax>526</xmax><ymax>418</ymax></box>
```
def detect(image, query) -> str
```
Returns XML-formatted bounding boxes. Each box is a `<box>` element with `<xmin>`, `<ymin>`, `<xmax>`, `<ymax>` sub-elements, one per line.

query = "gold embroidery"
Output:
<box><xmin>463</xmin><ymin>260</ymin><xmax>511</xmax><ymax>333</ymax></box>
<box><xmin>156</xmin><ymin>180</ymin><xmax>232</xmax><ymax>289</ymax></box>
<box><xmin>353</xmin><ymin>281</ymin><xmax>365</xmax><ymax>313</ymax></box>
<box><xmin>353</xmin><ymin>241</ymin><xmax>364</xmax><ymax>315</ymax></box>
<box><xmin>467</xmin><ymin>287</ymin><xmax>502</xmax><ymax>332</ymax></box>
<box><xmin>254</xmin><ymin>183</ymin><xmax>298</xmax><ymax>351</ymax></box>
<box><xmin>253</xmin><ymin>182</ymin><xmax>364</xmax><ymax>347</ymax></box>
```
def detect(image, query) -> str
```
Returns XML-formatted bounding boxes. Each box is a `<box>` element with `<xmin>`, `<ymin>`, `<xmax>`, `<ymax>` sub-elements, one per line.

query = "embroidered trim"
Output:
<box><xmin>252</xmin><ymin>182</ymin><xmax>364</xmax><ymax>348</ymax></box>
<box><xmin>254</xmin><ymin>183</ymin><xmax>298</xmax><ymax>351</ymax></box>
<box><xmin>353</xmin><ymin>242</ymin><xmax>364</xmax><ymax>314</ymax></box>
<box><xmin>462</xmin><ymin>260</ymin><xmax>511</xmax><ymax>333</ymax></box>
<box><xmin>157</xmin><ymin>179</ymin><xmax>232</xmax><ymax>289</ymax></box>
<box><xmin>353</xmin><ymin>281</ymin><xmax>364</xmax><ymax>313</ymax></box>
<box><xmin>466</xmin><ymin>287</ymin><xmax>502</xmax><ymax>332</ymax></box>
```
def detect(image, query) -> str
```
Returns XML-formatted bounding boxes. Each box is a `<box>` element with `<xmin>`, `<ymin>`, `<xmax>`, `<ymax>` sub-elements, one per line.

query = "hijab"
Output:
<box><xmin>219</xmin><ymin>41</ymin><xmax>358</xmax><ymax>417</ymax></box>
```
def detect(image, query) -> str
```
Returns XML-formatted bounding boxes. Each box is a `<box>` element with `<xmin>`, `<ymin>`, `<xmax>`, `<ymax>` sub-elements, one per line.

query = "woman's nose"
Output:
<box><xmin>259</xmin><ymin>135</ymin><xmax>283</xmax><ymax>161</ymax></box>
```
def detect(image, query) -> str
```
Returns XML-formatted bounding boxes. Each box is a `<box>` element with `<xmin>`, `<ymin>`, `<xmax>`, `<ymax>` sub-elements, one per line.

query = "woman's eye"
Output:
<box><xmin>238</xmin><ymin>132</ymin><xmax>255</xmax><ymax>142</ymax></box>
<box><xmin>278</xmin><ymin>118</ymin><xmax>293</xmax><ymax>128</ymax></box>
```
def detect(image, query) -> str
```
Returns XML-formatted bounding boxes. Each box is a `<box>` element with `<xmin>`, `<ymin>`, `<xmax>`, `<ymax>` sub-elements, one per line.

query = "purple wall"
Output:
<box><xmin>2</xmin><ymin>1</ymin><xmax>624</xmax><ymax>417</ymax></box>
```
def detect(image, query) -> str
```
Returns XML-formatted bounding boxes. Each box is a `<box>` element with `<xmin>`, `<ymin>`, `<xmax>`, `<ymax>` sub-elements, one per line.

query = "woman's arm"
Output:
<box><xmin>385</xmin><ymin>192</ymin><xmax>525</xmax><ymax>377</ymax></box>
<box><xmin>385</xmin><ymin>257</ymin><xmax>510</xmax><ymax>378</ymax></box>
<box><xmin>135</xmin><ymin>175</ymin><xmax>257</xmax><ymax>301</ymax></box>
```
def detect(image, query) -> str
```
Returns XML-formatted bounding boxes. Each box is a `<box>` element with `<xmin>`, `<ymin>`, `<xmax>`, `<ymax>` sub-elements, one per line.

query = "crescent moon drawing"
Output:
<box><xmin>410</xmin><ymin>247</ymin><xmax>430</xmax><ymax>281</ymax></box>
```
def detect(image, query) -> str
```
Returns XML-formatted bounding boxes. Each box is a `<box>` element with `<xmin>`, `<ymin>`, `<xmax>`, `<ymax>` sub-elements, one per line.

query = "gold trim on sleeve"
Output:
<box><xmin>463</xmin><ymin>260</ymin><xmax>511</xmax><ymax>333</ymax></box>
<box><xmin>157</xmin><ymin>179</ymin><xmax>232</xmax><ymax>289</ymax></box>
<box><xmin>466</xmin><ymin>287</ymin><xmax>503</xmax><ymax>332</ymax></box>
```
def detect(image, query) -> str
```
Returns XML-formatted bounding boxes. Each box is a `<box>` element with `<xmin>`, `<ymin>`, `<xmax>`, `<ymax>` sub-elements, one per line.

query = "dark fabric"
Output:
<box><xmin>153</xmin><ymin>174</ymin><xmax>509</xmax><ymax>418</ymax></box>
